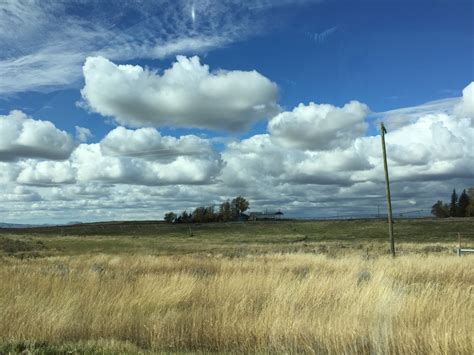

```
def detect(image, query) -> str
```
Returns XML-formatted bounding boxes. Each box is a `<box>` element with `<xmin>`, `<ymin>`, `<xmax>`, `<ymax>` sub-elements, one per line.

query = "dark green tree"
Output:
<box><xmin>232</xmin><ymin>196</ymin><xmax>249</xmax><ymax>216</ymax></box>
<box><xmin>180</xmin><ymin>210</ymin><xmax>191</xmax><ymax>223</ymax></box>
<box><xmin>193</xmin><ymin>207</ymin><xmax>206</xmax><ymax>223</ymax></box>
<box><xmin>164</xmin><ymin>212</ymin><xmax>177</xmax><ymax>223</ymax></box>
<box><xmin>431</xmin><ymin>201</ymin><xmax>449</xmax><ymax>218</ymax></box>
<box><xmin>449</xmin><ymin>189</ymin><xmax>458</xmax><ymax>217</ymax></box>
<box><xmin>219</xmin><ymin>201</ymin><xmax>232</xmax><ymax>222</ymax></box>
<box><xmin>457</xmin><ymin>190</ymin><xmax>470</xmax><ymax>217</ymax></box>
<box><xmin>204</xmin><ymin>206</ymin><xmax>216</xmax><ymax>222</ymax></box>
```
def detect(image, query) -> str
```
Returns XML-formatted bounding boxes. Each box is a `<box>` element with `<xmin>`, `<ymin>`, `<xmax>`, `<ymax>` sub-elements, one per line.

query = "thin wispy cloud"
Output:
<box><xmin>313</xmin><ymin>26</ymin><xmax>338</xmax><ymax>44</ymax></box>
<box><xmin>247</xmin><ymin>0</ymin><xmax>322</xmax><ymax>10</ymax></box>
<box><xmin>376</xmin><ymin>97</ymin><xmax>460</xmax><ymax>130</ymax></box>
<box><xmin>0</xmin><ymin>0</ymin><xmax>281</xmax><ymax>95</ymax></box>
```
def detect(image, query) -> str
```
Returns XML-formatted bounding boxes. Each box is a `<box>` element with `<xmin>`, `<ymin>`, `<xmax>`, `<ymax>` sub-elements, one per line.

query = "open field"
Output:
<box><xmin>1</xmin><ymin>218</ymin><xmax>473</xmax><ymax>258</ymax></box>
<box><xmin>0</xmin><ymin>219</ymin><xmax>473</xmax><ymax>354</ymax></box>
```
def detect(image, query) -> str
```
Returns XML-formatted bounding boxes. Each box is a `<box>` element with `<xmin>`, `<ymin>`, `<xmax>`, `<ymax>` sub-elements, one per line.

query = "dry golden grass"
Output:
<box><xmin>0</xmin><ymin>253</ymin><xmax>473</xmax><ymax>354</ymax></box>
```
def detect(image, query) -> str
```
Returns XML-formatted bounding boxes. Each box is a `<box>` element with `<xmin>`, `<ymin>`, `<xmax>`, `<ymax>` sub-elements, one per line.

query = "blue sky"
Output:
<box><xmin>3</xmin><ymin>0</ymin><xmax>472</xmax><ymax>139</ymax></box>
<box><xmin>0</xmin><ymin>0</ymin><xmax>473</xmax><ymax>223</ymax></box>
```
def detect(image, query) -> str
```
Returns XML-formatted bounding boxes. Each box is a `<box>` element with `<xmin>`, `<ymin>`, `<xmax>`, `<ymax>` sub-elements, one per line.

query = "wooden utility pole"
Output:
<box><xmin>380</xmin><ymin>122</ymin><xmax>395</xmax><ymax>257</ymax></box>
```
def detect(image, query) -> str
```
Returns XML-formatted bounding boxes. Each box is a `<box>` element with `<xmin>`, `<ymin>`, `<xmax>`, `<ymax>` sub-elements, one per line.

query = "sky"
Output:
<box><xmin>0</xmin><ymin>0</ymin><xmax>473</xmax><ymax>224</ymax></box>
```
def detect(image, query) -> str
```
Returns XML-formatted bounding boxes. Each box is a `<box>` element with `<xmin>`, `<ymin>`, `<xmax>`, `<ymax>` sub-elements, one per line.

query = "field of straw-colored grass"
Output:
<box><xmin>0</xmin><ymin>253</ymin><xmax>473</xmax><ymax>354</ymax></box>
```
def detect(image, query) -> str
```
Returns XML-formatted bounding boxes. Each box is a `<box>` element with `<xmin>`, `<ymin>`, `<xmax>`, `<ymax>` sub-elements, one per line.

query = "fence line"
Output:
<box><xmin>456</xmin><ymin>232</ymin><xmax>474</xmax><ymax>256</ymax></box>
<box><xmin>294</xmin><ymin>210</ymin><xmax>429</xmax><ymax>221</ymax></box>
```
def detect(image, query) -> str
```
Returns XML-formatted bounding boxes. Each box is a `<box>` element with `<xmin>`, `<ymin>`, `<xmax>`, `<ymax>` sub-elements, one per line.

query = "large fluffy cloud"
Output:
<box><xmin>0</xmin><ymin>110</ymin><xmax>75</xmax><ymax>161</ymax></box>
<box><xmin>454</xmin><ymin>81</ymin><xmax>474</xmax><ymax>123</ymax></box>
<box><xmin>268</xmin><ymin>101</ymin><xmax>369</xmax><ymax>150</ymax></box>
<box><xmin>220</xmin><ymin>132</ymin><xmax>373</xmax><ymax>189</ymax></box>
<box><xmin>289</xmin><ymin>148</ymin><xmax>373</xmax><ymax>185</ymax></box>
<box><xmin>72</xmin><ymin>143</ymin><xmax>222</xmax><ymax>186</ymax></box>
<box><xmin>0</xmin><ymin>121</ymin><xmax>223</xmax><ymax>187</ymax></box>
<box><xmin>73</xmin><ymin>137</ymin><xmax>222</xmax><ymax>186</ymax></box>
<box><xmin>80</xmin><ymin>56</ymin><xmax>279</xmax><ymax>131</ymax></box>
<box><xmin>16</xmin><ymin>161</ymin><xmax>76</xmax><ymax>186</ymax></box>
<box><xmin>100</xmin><ymin>127</ymin><xmax>214</xmax><ymax>161</ymax></box>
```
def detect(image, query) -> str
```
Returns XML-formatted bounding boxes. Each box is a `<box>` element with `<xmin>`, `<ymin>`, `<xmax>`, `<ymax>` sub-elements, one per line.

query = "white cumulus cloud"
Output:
<box><xmin>75</xmin><ymin>126</ymin><xmax>93</xmax><ymax>143</ymax></box>
<box><xmin>0</xmin><ymin>110</ymin><xmax>75</xmax><ymax>161</ymax></box>
<box><xmin>268</xmin><ymin>101</ymin><xmax>369</xmax><ymax>151</ymax></box>
<box><xmin>100</xmin><ymin>126</ymin><xmax>214</xmax><ymax>161</ymax></box>
<box><xmin>71</xmin><ymin>143</ymin><xmax>222</xmax><ymax>186</ymax></box>
<box><xmin>454</xmin><ymin>81</ymin><xmax>474</xmax><ymax>123</ymax></box>
<box><xmin>81</xmin><ymin>56</ymin><xmax>279</xmax><ymax>131</ymax></box>
<box><xmin>17</xmin><ymin>160</ymin><xmax>76</xmax><ymax>186</ymax></box>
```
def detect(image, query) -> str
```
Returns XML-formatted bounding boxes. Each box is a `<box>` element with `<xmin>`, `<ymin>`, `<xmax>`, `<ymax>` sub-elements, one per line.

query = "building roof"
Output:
<box><xmin>249</xmin><ymin>210</ymin><xmax>284</xmax><ymax>218</ymax></box>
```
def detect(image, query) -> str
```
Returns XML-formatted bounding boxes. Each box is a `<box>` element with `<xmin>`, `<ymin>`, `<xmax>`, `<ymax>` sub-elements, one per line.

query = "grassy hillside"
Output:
<box><xmin>1</xmin><ymin>218</ymin><xmax>473</xmax><ymax>353</ymax></box>
<box><xmin>0</xmin><ymin>218</ymin><xmax>473</xmax><ymax>258</ymax></box>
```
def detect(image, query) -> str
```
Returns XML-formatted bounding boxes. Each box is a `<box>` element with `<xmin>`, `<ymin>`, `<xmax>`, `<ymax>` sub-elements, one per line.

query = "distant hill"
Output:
<box><xmin>0</xmin><ymin>223</ymin><xmax>34</xmax><ymax>229</ymax></box>
<box><xmin>66</xmin><ymin>221</ymin><xmax>83</xmax><ymax>226</ymax></box>
<box><xmin>0</xmin><ymin>222</ymin><xmax>57</xmax><ymax>229</ymax></box>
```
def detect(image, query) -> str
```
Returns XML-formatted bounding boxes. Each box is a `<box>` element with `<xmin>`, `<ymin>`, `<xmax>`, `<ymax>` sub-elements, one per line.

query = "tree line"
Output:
<box><xmin>431</xmin><ymin>188</ymin><xmax>474</xmax><ymax>218</ymax></box>
<box><xmin>164</xmin><ymin>196</ymin><xmax>250</xmax><ymax>223</ymax></box>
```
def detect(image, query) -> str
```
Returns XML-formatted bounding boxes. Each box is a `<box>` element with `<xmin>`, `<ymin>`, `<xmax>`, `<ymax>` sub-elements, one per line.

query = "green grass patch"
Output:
<box><xmin>1</xmin><ymin>218</ymin><xmax>472</xmax><ymax>257</ymax></box>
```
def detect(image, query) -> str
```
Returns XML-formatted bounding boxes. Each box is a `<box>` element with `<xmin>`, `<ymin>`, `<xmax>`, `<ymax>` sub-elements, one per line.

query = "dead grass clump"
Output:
<box><xmin>420</xmin><ymin>244</ymin><xmax>448</xmax><ymax>253</ymax></box>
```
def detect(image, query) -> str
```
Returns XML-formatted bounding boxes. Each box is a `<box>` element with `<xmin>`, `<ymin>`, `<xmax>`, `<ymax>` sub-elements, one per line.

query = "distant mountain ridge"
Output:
<box><xmin>0</xmin><ymin>223</ymin><xmax>36</xmax><ymax>229</ymax></box>
<box><xmin>0</xmin><ymin>222</ymin><xmax>81</xmax><ymax>229</ymax></box>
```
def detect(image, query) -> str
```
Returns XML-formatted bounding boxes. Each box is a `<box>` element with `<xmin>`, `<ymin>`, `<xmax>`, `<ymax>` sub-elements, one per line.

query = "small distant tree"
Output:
<box><xmin>219</xmin><ymin>201</ymin><xmax>232</xmax><ymax>222</ymax></box>
<box><xmin>171</xmin><ymin>197</ymin><xmax>250</xmax><ymax>224</ymax></box>
<box><xmin>164</xmin><ymin>212</ymin><xmax>177</xmax><ymax>223</ymax></box>
<box><xmin>193</xmin><ymin>207</ymin><xmax>206</xmax><ymax>223</ymax></box>
<box><xmin>181</xmin><ymin>210</ymin><xmax>192</xmax><ymax>223</ymax></box>
<box><xmin>457</xmin><ymin>190</ymin><xmax>470</xmax><ymax>217</ymax></box>
<box><xmin>431</xmin><ymin>201</ymin><xmax>449</xmax><ymax>218</ymax></box>
<box><xmin>449</xmin><ymin>189</ymin><xmax>458</xmax><ymax>217</ymax></box>
<box><xmin>204</xmin><ymin>206</ymin><xmax>216</xmax><ymax>223</ymax></box>
<box><xmin>232</xmin><ymin>196</ymin><xmax>249</xmax><ymax>215</ymax></box>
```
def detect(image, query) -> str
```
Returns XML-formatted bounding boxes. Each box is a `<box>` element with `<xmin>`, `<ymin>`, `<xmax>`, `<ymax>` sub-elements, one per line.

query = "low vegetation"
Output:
<box><xmin>1</xmin><ymin>218</ymin><xmax>473</xmax><ymax>258</ymax></box>
<box><xmin>0</xmin><ymin>219</ymin><xmax>473</xmax><ymax>353</ymax></box>
<box><xmin>0</xmin><ymin>237</ymin><xmax>46</xmax><ymax>258</ymax></box>
<box><xmin>0</xmin><ymin>253</ymin><xmax>472</xmax><ymax>354</ymax></box>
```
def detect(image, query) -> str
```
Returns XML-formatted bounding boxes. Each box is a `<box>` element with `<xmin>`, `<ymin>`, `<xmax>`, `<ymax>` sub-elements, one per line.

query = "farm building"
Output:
<box><xmin>238</xmin><ymin>213</ymin><xmax>250</xmax><ymax>221</ymax></box>
<box><xmin>249</xmin><ymin>210</ymin><xmax>284</xmax><ymax>221</ymax></box>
